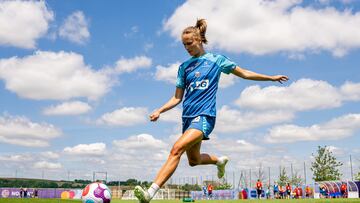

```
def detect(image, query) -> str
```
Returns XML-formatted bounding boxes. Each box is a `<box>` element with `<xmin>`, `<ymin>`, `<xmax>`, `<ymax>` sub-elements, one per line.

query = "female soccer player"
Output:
<box><xmin>135</xmin><ymin>19</ymin><xmax>289</xmax><ymax>203</ymax></box>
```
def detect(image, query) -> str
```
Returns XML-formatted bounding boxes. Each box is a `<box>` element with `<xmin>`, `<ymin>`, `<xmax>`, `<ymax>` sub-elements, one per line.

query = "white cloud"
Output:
<box><xmin>64</xmin><ymin>143</ymin><xmax>106</xmax><ymax>156</ymax></box>
<box><xmin>33</xmin><ymin>161</ymin><xmax>62</xmax><ymax>170</ymax></box>
<box><xmin>59</xmin><ymin>11</ymin><xmax>90</xmax><ymax>44</ymax></box>
<box><xmin>114</xmin><ymin>56</ymin><xmax>152</xmax><ymax>74</ymax></box>
<box><xmin>340</xmin><ymin>81</ymin><xmax>360</xmax><ymax>101</ymax></box>
<box><xmin>43</xmin><ymin>101</ymin><xmax>92</xmax><ymax>116</ymax></box>
<box><xmin>0</xmin><ymin>0</ymin><xmax>53</xmax><ymax>48</ymax></box>
<box><xmin>327</xmin><ymin>146</ymin><xmax>344</xmax><ymax>155</ymax></box>
<box><xmin>219</xmin><ymin>73</ymin><xmax>237</xmax><ymax>88</ymax></box>
<box><xmin>164</xmin><ymin>0</ymin><xmax>360</xmax><ymax>56</ymax></box>
<box><xmin>0</xmin><ymin>154</ymin><xmax>32</xmax><ymax>162</ymax></box>
<box><xmin>215</xmin><ymin>105</ymin><xmax>295</xmax><ymax>133</ymax></box>
<box><xmin>213</xmin><ymin>138</ymin><xmax>263</xmax><ymax>153</ymax></box>
<box><xmin>40</xmin><ymin>151</ymin><xmax>60</xmax><ymax>159</ymax></box>
<box><xmin>0</xmin><ymin>115</ymin><xmax>62</xmax><ymax>147</ymax></box>
<box><xmin>155</xmin><ymin>62</ymin><xmax>180</xmax><ymax>85</ymax></box>
<box><xmin>0</xmin><ymin>51</ymin><xmax>111</xmax><ymax>100</ymax></box>
<box><xmin>265</xmin><ymin>113</ymin><xmax>360</xmax><ymax>143</ymax></box>
<box><xmin>96</xmin><ymin>107</ymin><xmax>148</xmax><ymax>126</ymax></box>
<box><xmin>113</xmin><ymin>134</ymin><xmax>167</xmax><ymax>150</ymax></box>
<box><xmin>235</xmin><ymin>79</ymin><xmax>344</xmax><ymax>111</ymax></box>
<box><xmin>159</xmin><ymin>108</ymin><xmax>182</xmax><ymax>123</ymax></box>
<box><xmin>109</xmin><ymin>134</ymin><xmax>170</xmax><ymax>178</ymax></box>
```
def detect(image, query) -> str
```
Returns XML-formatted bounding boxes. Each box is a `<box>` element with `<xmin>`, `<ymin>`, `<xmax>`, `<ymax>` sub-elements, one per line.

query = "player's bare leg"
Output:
<box><xmin>134</xmin><ymin>129</ymin><xmax>203</xmax><ymax>203</ymax></box>
<box><xmin>186</xmin><ymin>138</ymin><xmax>229</xmax><ymax>178</ymax></box>
<box><xmin>154</xmin><ymin>129</ymin><xmax>203</xmax><ymax>186</ymax></box>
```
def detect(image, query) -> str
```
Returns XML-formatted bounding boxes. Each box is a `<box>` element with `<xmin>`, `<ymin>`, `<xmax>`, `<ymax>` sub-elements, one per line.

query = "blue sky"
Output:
<box><xmin>0</xmin><ymin>0</ymin><xmax>359</xmax><ymax>184</ymax></box>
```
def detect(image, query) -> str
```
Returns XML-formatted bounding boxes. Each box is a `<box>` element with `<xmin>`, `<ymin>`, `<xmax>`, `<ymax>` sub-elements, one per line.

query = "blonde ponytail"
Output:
<box><xmin>195</xmin><ymin>19</ymin><xmax>207</xmax><ymax>44</ymax></box>
<box><xmin>182</xmin><ymin>19</ymin><xmax>208</xmax><ymax>44</ymax></box>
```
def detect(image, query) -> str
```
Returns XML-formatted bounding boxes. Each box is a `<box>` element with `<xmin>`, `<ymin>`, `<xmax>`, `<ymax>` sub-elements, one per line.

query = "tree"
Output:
<box><xmin>311</xmin><ymin>146</ymin><xmax>343</xmax><ymax>181</ymax></box>
<box><xmin>254</xmin><ymin>163</ymin><xmax>266</xmax><ymax>184</ymax></box>
<box><xmin>278</xmin><ymin>167</ymin><xmax>290</xmax><ymax>186</ymax></box>
<box><xmin>215</xmin><ymin>183</ymin><xmax>232</xmax><ymax>190</ymax></box>
<box><xmin>124</xmin><ymin>179</ymin><xmax>140</xmax><ymax>186</ymax></box>
<box><xmin>355</xmin><ymin>171</ymin><xmax>360</xmax><ymax>181</ymax></box>
<box><xmin>290</xmin><ymin>171</ymin><xmax>303</xmax><ymax>186</ymax></box>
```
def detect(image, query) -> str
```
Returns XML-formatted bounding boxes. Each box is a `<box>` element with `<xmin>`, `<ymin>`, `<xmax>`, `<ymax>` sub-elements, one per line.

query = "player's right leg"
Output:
<box><xmin>134</xmin><ymin>129</ymin><xmax>203</xmax><ymax>203</ymax></box>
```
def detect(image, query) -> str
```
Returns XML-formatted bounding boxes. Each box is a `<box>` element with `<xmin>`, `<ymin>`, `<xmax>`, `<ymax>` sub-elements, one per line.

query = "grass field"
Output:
<box><xmin>1</xmin><ymin>199</ymin><xmax>360</xmax><ymax>203</ymax></box>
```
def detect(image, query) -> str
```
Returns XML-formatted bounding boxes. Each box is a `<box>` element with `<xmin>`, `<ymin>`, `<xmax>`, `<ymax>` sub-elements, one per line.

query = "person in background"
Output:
<box><xmin>34</xmin><ymin>188</ymin><xmax>39</xmax><ymax>198</ymax></box>
<box><xmin>305</xmin><ymin>185</ymin><xmax>311</xmax><ymax>198</ymax></box>
<box><xmin>341</xmin><ymin>182</ymin><xmax>347</xmax><ymax>198</ymax></box>
<box><xmin>286</xmin><ymin>183</ymin><xmax>292</xmax><ymax>199</ymax></box>
<box><xmin>294</xmin><ymin>185</ymin><xmax>302</xmax><ymax>199</ymax></box>
<box><xmin>256</xmin><ymin>179</ymin><xmax>263</xmax><ymax>199</ymax></box>
<box><xmin>20</xmin><ymin>187</ymin><xmax>23</xmax><ymax>198</ymax></box>
<box><xmin>242</xmin><ymin>188</ymin><xmax>248</xmax><ymax>199</ymax></box>
<box><xmin>320</xmin><ymin>185</ymin><xmax>328</xmax><ymax>198</ymax></box>
<box><xmin>265</xmin><ymin>186</ymin><xmax>271</xmax><ymax>199</ymax></box>
<box><xmin>273</xmin><ymin>181</ymin><xmax>279</xmax><ymax>199</ymax></box>
<box><xmin>202</xmin><ymin>185</ymin><xmax>207</xmax><ymax>199</ymax></box>
<box><xmin>279</xmin><ymin>185</ymin><xmax>284</xmax><ymax>199</ymax></box>
<box><xmin>23</xmin><ymin>188</ymin><xmax>28</xmax><ymax>198</ymax></box>
<box><xmin>207</xmin><ymin>184</ymin><xmax>213</xmax><ymax>199</ymax></box>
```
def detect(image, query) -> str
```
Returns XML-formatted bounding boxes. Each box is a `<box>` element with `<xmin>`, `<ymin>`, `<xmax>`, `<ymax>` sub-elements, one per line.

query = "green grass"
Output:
<box><xmin>1</xmin><ymin>199</ymin><xmax>360</xmax><ymax>203</ymax></box>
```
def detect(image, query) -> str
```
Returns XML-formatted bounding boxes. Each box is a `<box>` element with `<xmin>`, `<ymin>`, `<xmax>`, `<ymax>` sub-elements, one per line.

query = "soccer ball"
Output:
<box><xmin>81</xmin><ymin>182</ymin><xmax>112</xmax><ymax>203</ymax></box>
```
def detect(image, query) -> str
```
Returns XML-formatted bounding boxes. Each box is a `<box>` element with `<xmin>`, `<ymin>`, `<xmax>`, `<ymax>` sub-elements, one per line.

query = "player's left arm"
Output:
<box><xmin>231</xmin><ymin>66</ymin><xmax>289</xmax><ymax>84</ymax></box>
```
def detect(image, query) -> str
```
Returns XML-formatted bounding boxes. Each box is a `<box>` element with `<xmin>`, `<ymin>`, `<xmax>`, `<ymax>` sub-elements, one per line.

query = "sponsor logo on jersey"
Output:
<box><xmin>185</xmin><ymin>66</ymin><xmax>195</xmax><ymax>73</ymax></box>
<box><xmin>188</xmin><ymin>79</ymin><xmax>209</xmax><ymax>92</ymax></box>
<box><xmin>185</xmin><ymin>62</ymin><xmax>200</xmax><ymax>73</ymax></box>
<box><xmin>192</xmin><ymin>116</ymin><xmax>200</xmax><ymax>123</ymax></box>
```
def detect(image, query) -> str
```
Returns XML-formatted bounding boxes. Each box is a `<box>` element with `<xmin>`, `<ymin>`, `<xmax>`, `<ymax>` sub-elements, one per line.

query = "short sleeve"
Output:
<box><xmin>175</xmin><ymin>64</ymin><xmax>185</xmax><ymax>89</ymax></box>
<box><xmin>217</xmin><ymin>55</ymin><xmax>237</xmax><ymax>74</ymax></box>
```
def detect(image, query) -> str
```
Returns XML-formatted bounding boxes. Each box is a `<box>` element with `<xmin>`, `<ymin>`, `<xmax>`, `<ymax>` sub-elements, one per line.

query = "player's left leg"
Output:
<box><xmin>186</xmin><ymin>141</ymin><xmax>217</xmax><ymax>166</ymax></box>
<box><xmin>186</xmin><ymin>142</ymin><xmax>228</xmax><ymax>178</ymax></box>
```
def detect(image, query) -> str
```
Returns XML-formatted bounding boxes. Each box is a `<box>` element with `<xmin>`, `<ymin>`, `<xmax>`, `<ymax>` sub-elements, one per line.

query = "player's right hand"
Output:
<box><xmin>149</xmin><ymin>110</ymin><xmax>160</xmax><ymax>122</ymax></box>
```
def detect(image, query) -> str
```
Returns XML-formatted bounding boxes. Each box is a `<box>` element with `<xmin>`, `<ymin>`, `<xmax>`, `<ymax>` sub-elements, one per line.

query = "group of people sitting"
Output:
<box><xmin>319</xmin><ymin>183</ymin><xmax>347</xmax><ymax>198</ymax></box>
<box><xmin>255</xmin><ymin>180</ymin><xmax>313</xmax><ymax>199</ymax></box>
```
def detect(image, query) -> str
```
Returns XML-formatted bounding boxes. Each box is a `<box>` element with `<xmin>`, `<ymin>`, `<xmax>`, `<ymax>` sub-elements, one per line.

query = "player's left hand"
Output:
<box><xmin>271</xmin><ymin>75</ymin><xmax>289</xmax><ymax>84</ymax></box>
<box><xmin>149</xmin><ymin>110</ymin><xmax>160</xmax><ymax>122</ymax></box>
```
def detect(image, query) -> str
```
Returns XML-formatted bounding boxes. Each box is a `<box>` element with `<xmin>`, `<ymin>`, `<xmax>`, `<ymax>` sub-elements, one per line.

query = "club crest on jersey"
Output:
<box><xmin>195</xmin><ymin>71</ymin><xmax>201</xmax><ymax>77</ymax></box>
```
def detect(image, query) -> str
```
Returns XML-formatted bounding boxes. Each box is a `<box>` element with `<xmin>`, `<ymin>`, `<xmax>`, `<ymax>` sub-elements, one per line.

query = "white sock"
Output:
<box><xmin>147</xmin><ymin>183</ymin><xmax>160</xmax><ymax>199</ymax></box>
<box><xmin>216</xmin><ymin>156</ymin><xmax>224</xmax><ymax>166</ymax></box>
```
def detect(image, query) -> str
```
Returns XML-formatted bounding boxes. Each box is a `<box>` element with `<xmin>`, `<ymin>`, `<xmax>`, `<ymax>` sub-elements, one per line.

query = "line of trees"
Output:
<box><xmin>0</xmin><ymin>146</ymin><xmax>357</xmax><ymax>189</ymax></box>
<box><xmin>0</xmin><ymin>179</ymin><xmax>76</xmax><ymax>188</ymax></box>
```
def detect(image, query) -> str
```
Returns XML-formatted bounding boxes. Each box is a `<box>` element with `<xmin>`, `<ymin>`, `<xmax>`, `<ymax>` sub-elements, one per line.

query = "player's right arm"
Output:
<box><xmin>149</xmin><ymin>87</ymin><xmax>184</xmax><ymax>122</ymax></box>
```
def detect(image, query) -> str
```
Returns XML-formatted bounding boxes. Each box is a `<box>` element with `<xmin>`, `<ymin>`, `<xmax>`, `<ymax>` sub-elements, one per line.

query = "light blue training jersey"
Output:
<box><xmin>176</xmin><ymin>52</ymin><xmax>237</xmax><ymax>118</ymax></box>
